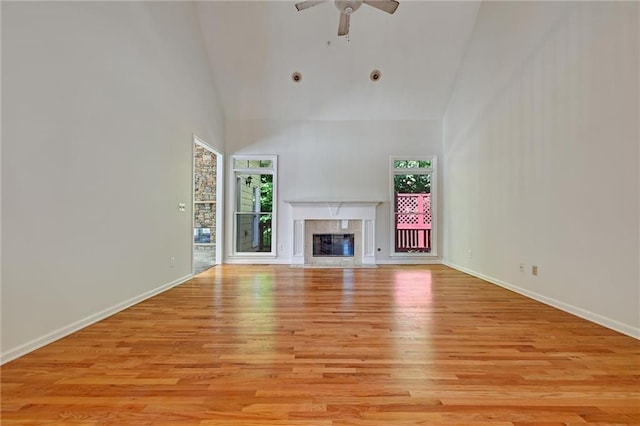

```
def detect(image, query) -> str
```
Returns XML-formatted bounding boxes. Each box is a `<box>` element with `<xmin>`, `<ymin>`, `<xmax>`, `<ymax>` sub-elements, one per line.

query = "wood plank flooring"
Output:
<box><xmin>2</xmin><ymin>265</ymin><xmax>639</xmax><ymax>425</ymax></box>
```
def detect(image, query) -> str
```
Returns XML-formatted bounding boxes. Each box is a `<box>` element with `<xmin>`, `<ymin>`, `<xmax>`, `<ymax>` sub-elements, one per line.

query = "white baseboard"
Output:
<box><xmin>1</xmin><ymin>274</ymin><xmax>193</xmax><ymax>365</ymax></box>
<box><xmin>443</xmin><ymin>261</ymin><xmax>640</xmax><ymax>340</ymax></box>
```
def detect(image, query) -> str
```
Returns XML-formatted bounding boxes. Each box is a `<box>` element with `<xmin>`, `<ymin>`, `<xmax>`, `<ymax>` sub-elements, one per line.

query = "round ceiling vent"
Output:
<box><xmin>370</xmin><ymin>69</ymin><xmax>381</xmax><ymax>82</ymax></box>
<box><xmin>291</xmin><ymin>72</ymin><xmax>302</xmax><ymax>83</ymax></box>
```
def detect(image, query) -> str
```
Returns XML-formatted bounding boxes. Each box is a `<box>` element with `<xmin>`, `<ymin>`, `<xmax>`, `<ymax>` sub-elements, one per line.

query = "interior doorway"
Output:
<box><xmin>193</xmin><ymin>136</ymin><xmax>223</xmax><ymax>274</ymax></box>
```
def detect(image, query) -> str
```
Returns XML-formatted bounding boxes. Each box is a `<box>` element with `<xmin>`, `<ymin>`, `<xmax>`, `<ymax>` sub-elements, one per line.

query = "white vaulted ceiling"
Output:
<box><xmin>195</xmin><ymin>1</ymin><xmax>480</xmax><ymax>121</ymax></box>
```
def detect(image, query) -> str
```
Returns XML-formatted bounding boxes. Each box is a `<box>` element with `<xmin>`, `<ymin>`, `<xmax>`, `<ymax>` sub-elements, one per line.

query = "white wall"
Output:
<box><xmin>443</xmin><ymin>2</ymin><xmax>639</xmax><ymax>337</ymax></box>
<box><xmin>225</xmin><ymin>120</ymin><xmax>442</xmax><ymax>263</ymax></box>
<box><xmin>1</xmin><ymin>1</ymin><xmax>225</xmax><ymax>362</ymax></box>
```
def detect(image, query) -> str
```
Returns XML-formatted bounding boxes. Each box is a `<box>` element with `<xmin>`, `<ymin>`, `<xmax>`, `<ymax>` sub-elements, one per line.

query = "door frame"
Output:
<box><xmin>192</xmin><ymin>135</ymin><xmax>224</xmax><ymax>274</ymax></box>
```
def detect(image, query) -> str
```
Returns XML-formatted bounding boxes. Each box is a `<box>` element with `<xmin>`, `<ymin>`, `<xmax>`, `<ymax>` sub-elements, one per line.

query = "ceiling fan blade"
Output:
<box><xmin>295</xmin><ymin>0</ymin><xmax>327</xmax><ymax>11</ymax></box>
<box><xmin>363</xmin><ymin>0</ymin><xmax>399</xmax><ymax>14</ymax></box>
<box><xmin>337</xmin><ymin>12</ymin><xmax>350</xmax><ymax>36</ymax></box>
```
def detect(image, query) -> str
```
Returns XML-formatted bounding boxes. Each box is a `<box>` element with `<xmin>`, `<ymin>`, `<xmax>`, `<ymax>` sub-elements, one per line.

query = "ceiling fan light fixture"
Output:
<box><xmin>370</xmin><ymin>69</ymin><xmax>381</xmax><ymax>81</ymax></box>
<box><xmin>335</xmin><ymin>0</ymin><xmax>362</xmax><ymax>14</ymax></box>
<box><xmin>291</xmin><ymin>72</ymin><xmax>302</xmax><ymax>83</ymax></box>
<box><xmin>295</xmin><ymin>0</ymin><xmax>399</xmax><ymax>36</ymax></box>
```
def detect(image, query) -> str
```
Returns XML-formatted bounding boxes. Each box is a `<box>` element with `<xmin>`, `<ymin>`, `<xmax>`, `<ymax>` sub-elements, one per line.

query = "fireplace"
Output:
<box><xmin>285</xmin><ymin>201</ymin><xmax>381</xmax><ymax>266</ymax></box>
<box><xmin>313</xmin><ymin>234</ymin><xmax>355</xmax><ymax>257</ymax></box>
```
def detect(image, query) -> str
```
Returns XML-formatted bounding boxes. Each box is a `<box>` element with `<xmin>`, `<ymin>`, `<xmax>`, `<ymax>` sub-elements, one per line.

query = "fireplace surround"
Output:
<box><xmin>285</xmin><ymin>201</ymin><xmax>381</xmax><ymax>266</ymax></box>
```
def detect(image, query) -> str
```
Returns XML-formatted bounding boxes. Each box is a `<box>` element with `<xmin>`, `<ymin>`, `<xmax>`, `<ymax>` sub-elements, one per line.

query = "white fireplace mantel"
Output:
<box><xmin>284</xmin><ymin>201</ymin><xmax>382</xmax><ymax>265</ymax></box>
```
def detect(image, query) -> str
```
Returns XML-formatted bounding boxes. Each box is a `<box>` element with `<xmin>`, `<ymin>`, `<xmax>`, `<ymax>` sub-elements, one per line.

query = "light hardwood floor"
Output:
<box><xmin>2</xmin><ymin>265</ymin><xmax>639</xmax><ymax>425</ymax></box>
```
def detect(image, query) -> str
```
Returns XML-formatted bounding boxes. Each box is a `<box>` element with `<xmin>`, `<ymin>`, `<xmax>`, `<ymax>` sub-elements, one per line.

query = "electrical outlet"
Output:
<box><xmin>532</xmin><ymin>265</ymin><xmax>538</xmax><ymax>276</ymax></box>
<box><xmin>468</xmin><ymin>249</ymin><xmax>473</xmax><ymax>259</ymax></box>
<box><xmin>519</xmin><ymin>263</ymin><xmax>525</xmax><ymax>273</ymax></box>
<box><xmin>170</xmin><ymin>257</ymin><xmax>176</xmax><ymax>268</ymax></box>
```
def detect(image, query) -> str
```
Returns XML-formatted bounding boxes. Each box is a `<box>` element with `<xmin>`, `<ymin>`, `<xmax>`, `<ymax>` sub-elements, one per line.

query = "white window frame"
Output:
<box><xmin>231</xmin><ymin>155</ymin><xmax>277</xmax><ymax>258</ymax></box>
<box><xmin>389</xmin><ymin>156</ymin><xmax>437</xmax><ymax>258</ymax></box>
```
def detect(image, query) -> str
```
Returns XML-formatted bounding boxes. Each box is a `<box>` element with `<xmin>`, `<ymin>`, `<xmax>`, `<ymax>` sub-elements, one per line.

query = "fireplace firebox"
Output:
<box><xmin>313</xmin><ymin>234</ymin><xmax>354</xmax><ymax>257</ymax></box>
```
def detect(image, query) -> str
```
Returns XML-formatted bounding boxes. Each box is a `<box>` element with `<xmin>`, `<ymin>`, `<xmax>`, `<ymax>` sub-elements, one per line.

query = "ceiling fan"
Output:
<box><xmin>295</xmin><ymin>0</ymin><xmax>399</xmax><ymax>37</ymax></box>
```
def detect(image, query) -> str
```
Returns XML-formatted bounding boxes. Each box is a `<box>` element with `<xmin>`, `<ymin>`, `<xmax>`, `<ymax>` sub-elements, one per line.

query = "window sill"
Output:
<box><xmin>390</xmin><ymin>252</ymin><xmax>439</xmax><ymax>258</ymax></box>
<box><xmin>229</xmin><ymin>253</ymin><xmax>277</xmax><ymax>258</ymax></box>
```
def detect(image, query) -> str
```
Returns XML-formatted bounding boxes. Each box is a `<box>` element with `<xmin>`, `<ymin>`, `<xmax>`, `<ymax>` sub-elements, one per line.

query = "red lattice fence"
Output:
<box><xmin>395</xmin><ymin>193</ymin><xmax>431</xmax><ymax>252</ymax></box>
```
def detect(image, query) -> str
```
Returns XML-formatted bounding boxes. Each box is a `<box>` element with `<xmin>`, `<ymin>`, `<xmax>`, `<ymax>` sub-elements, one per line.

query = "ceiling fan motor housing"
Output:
<box><xmin>335</xmin><ymin>0</ymin><xmax>362</xmax><ymax>14</ymax></box>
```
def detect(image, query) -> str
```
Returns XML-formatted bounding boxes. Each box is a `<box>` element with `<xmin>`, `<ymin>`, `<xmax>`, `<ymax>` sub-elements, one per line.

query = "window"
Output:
<box><xmin>232</xmin><ymin>155</ymin><xmax>277</xmax><ymax>256</ymax></box>
<box><xmin>390</xmin><ymin>157</ymin><xmax>436</xmax><ymax>256</ymax></box>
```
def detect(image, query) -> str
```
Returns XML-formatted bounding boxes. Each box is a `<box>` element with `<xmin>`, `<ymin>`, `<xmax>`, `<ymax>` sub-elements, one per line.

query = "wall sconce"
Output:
<box><xmin>245</xmin><ymin>176</ymin><xmax>252</xmax><ymax>187</ymax></box>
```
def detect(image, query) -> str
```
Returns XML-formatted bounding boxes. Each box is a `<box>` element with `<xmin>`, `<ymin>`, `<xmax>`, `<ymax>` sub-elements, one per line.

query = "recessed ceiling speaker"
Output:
<box><xmin>370</xmin><ymin>69</ymin><xmax>381</xmax><ymax>81</ymax></box>
<box><xmin>292</xmin><ymin>72</ymin><xmax>302</xmax><ymax>83</ymax></box>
